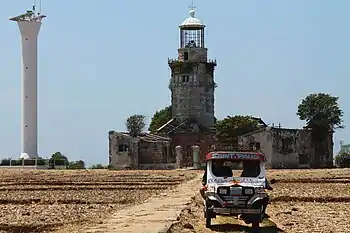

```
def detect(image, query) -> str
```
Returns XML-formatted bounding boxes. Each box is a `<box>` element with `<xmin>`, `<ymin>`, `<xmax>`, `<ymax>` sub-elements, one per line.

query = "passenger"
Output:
<box><xmin>240</xmin><ymin>161</ymin><xmax>260</xmax><ymax>177</ymax></box>
<box><xmin>212</xmin><ymin>160</ymin><xmax>233</xmax><ymax>177</ymax></box>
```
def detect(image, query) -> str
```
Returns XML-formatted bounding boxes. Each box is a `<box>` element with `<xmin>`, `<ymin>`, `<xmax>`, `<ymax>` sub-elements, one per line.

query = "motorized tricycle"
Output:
<box><xmin>201</xmin><ymin>151</ymin><xmax>275</xmax><ymax>232</ymax></box>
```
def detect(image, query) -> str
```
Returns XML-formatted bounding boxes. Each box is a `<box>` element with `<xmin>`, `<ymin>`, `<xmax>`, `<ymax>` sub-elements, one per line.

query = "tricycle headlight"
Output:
<box><xmin>244</xmin><ymin>188</ymin><xmax>254</xmax><ymax>195</ymax></box>
<box><xmin>218</xmin><ymin>188</ymin><xmax>228</xmax><ymax>195</ymax></box>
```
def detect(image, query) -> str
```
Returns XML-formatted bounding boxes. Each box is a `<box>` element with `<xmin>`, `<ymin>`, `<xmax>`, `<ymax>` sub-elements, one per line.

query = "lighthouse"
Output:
<box><xmin>10</xmin><ymin>5</ymin><xmax>46</xmax><ymax>159</ymax></box>
<box><xmin>165</xmin><ymin>3</ymin><xmax>217</xmax><ymax>166</ymax></box>
<box><xmin>168</xmin><ymin>3</ymin><xmax>217</xmax><ymax>129</ymax></box>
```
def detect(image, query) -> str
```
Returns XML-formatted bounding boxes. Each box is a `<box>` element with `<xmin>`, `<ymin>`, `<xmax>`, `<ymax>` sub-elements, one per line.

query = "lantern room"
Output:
<box><xmin>179</xmin><ymin>7</ymin><xmax>205</xmax><ymax>49</ymax></box>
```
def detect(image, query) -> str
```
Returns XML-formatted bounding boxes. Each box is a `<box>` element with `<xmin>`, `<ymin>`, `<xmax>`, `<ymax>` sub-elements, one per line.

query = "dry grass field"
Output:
<box><xmin>169</xmin><ymin>168</ymin><xmax>350</xmax><ymax>233</ymax></box>
<box><xmin>1</xmin><ymin>168</ymin><xmax>349</xmax><ymax>233</ymax></box>
<box><xmin>0</xmin><ymin>169</ymin><xmax>197</xmax><ymax>233</ymax></box>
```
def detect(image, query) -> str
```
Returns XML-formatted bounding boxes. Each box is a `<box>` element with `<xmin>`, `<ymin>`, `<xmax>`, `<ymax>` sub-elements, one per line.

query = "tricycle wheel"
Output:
<box><xmin>251</xmin><ymin>222</ymin><xmax>260</xmax><ymax>233</ymax></box>
<box><xmin>206</xmin><ymin>214</ymin><xmax>211</xmax><ymax>228</ymax></box>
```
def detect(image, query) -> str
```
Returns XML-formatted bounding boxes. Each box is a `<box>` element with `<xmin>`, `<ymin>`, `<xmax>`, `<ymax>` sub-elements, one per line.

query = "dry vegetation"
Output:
<box><xmin>0</xmin><ymin>169</ymin><xmax>197</xmax><ymax>233</ymax></box>
<box><xmin>168</xmin><ymin>168</ymin><xmax>350</xmax><ymax>233</ymax></box>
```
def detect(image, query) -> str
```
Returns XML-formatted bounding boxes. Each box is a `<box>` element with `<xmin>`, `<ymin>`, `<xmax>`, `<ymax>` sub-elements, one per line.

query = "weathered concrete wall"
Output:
<box><xmin>238</xmin><ymin>129</ymin><xmax>273</xmax><ymax>168</ymax></box>
<box><xmin>311</xmin><ymin>132</ymin><xmax>334</xmax><ymax>168</ymax></box>
<box><xmin>239</xmin><ymin>127</ymin><xmax>334</xmax><ymax>169</ymax></box>
<box><xmin>171</xmin><ymin>133</ymin><xmax>213</xmax><ymax>167</ymax></box>
<box><xmin>110</xmin><ymin>152</ymin><xmax>132</xmax><ymax>169</ymax></box>
<box><xmin>131</xmin><ymin>138</ymin><xmax>139</xmax><ymax>168</ymax></box>
<box><xmin>270</xmin><ymin>128</ymin><xmax>310</xmax><ymax>168</ymax></box>
<box><xmin>109</xmin><ymin>131</ymin><xmax>172</xmax><ymax>169</ymax></box>
<box><xmin>109</xmin><ymin>132</ymin><xmax>134</xmax><ymax>169</ymax></box>
<box><xmin>138</xmin><ymin>141</ymin><xmax>170</xmax><ymax>164</ymax></box>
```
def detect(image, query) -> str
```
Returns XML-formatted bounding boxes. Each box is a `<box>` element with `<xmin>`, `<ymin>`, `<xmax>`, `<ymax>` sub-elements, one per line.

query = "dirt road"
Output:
<box><xmin>77</xmin><ymin>173</ymin><xmax>202</xmax><ymax>233</ymax></box>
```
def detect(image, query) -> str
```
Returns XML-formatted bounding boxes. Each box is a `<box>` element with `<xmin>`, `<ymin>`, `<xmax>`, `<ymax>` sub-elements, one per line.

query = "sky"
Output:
<box><xmin>0</xmin><ymin>0</ymin><xmax>349</xmax><ymax>166</ymax></box>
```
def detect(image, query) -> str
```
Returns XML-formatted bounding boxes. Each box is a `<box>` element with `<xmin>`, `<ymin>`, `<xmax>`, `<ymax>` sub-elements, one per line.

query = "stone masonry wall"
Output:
<box><xmin>178</xmin><ymin>48</ymin><xmax>207</xmax><ymax>62</ymax></box>
<box><xmin>169</xmin><ymin>47</ymin><xmax>216</xmax><ymax>128</ymax></box>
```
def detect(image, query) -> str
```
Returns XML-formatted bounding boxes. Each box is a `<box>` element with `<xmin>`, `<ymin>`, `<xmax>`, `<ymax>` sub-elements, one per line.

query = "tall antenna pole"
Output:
<box><xmin>39</xmin><ymin>0</ymin><xmax>42</xmax><ymax>14</ymax></box>
<box><xmin>190</xmin><ymin>0</ymin><xmax>196</xmax><ymax>11</ymax></box>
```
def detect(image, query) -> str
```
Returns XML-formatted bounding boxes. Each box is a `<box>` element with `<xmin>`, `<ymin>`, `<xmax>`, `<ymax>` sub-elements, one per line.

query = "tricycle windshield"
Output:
<box><xmin>211</xmin><ymin>159</ymin><xmax>261</xmax><ymax>178</ymax></box>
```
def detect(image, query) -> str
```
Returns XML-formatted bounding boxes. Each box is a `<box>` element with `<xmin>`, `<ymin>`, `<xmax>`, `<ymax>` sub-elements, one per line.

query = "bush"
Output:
<box><xmin>67</xmin><ymin>160</ymin><xmax>85</xmax><ymax>169</ymax></box>
<box><xmin>0</xmin><ymin>159</ymin><xmax>11</xmax><ymax>166</ymax></box>
<box><xmin>36</xmin><ymin>159</ymin><xmax>47</xmax><ymax>166</ymax></box>
<box><xmin>335</xmin><ymin>152</ymin><xmax>350</xmax><ymax>168</ymax></box>
<box><xmin>50</xmin><ymin>159</ymin><xmax>67</xmax><ymax>166</ymax></box>
<box><xmin>11</xmin><ymin>160</ymin><xmax>23</xmax><ymax>166</ymax></box>
<box><xmin>23</xmin><ymin>159</ymin><xmax>35</xmax><ymax>166</ymax></box>
<box><xmin>89</xmin><ymin>164</ymin><xmax>107</xmax><ymax>169</ymax></box>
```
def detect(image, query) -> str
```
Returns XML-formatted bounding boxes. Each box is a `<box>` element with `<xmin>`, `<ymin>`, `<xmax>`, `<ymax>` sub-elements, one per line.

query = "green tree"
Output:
<box><xmin>67</xmin><ymin>160</ymin><xmax>86</xmax><ymax>169</ymax></box>
<box><xmin>51</xmin><ymin>152</ymin><xmax>67</xmax><ymax>160</ymax></box>
<box><xmin>148</xmin><ymin>106</ymin><xmax>172</xmax><ymax>132</ymax></box>
<box><xmin>297</xmin><ymin>93</ymin><xmax>343</xmax><ymax>131</ymax></box>
<box><xmin>334</xmin><ymin>151</ymin><xmax>350</xmax><ymax>168</ymax></box>
<box><xmin>125</xmin><ymin>114</ymin><xmax>146</xmax><ymax>137</ymax></box>
<box><xmin>297</xmin><ymin>93</ymin><xmax>343</xmax><ymax>168</ymax></box>
<box><xmin>215</xmin><ymin>115</ymin><xmax>259</xmax><ymax>143</ymax></box>
<box><xmin>50</xmin><ymin>152</ymin><xmax>68</xmax><ymax>166</ymax></box>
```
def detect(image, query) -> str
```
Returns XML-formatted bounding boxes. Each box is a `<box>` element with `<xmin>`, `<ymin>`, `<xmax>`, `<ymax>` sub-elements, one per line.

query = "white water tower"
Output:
<box><xmin>10</xmin><ymin>4</ymin><xmax>46</xmax><ymax>159</ymax></box>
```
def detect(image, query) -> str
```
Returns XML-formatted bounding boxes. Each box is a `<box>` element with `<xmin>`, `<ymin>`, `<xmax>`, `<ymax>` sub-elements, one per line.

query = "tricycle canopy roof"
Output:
<box><xmin>205</xmin><ymin>151</ymin><xmax>266</xmax><ymax>162</ymax></box>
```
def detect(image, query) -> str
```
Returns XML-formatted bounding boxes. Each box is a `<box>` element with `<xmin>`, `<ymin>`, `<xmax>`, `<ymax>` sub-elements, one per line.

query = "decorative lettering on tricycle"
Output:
<box><xmin>210</xmin><ymin>153</ymin><xmax>260</xmax><ymax>160</ymax></box>
<box><xmin>208</xmin><ymin>177</ymin><xmax>265</xmax><ymax>185</ymax></box>
<box><xmin>208</xmin><ymin>178</ymin><xmax>228</xmax><ymax>184</ymax></box>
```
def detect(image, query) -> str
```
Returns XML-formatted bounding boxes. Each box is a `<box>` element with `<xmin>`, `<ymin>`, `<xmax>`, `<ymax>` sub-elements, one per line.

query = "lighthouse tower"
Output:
<box><xmin>166</xmin><ymin>4</ymin><xmax>217</xmax><ymax>165</ymax></box>
<box><xmin>168</xmin><ymin>4</ymin><xmax>217</xmax><ymax>131</ymax></box>
<box><xmin>10</xmin><ymin>5</ymin><xmax>46</xmax><ymax>159</ymax></box>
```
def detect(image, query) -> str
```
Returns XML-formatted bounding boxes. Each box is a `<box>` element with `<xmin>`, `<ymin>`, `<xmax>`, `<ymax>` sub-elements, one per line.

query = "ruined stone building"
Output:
<box><xmin>109</xmin><ymin>131</ymin><xmax>171</xmax><ymax>169</ymax></box>
<box><xmin>157</xmin><ymin>6</ymin><xmax>217</xmax><ymax>166</ymax></box>
<box><xmin>238</xmin><ymin>126</ymin><xmax>333</xmax><ymax>168</ymax></box>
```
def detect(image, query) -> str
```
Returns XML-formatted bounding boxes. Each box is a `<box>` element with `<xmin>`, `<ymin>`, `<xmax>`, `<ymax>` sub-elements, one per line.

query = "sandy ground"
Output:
<box><xmin>167</xmin><ymin>168</ymin><xmax>350</xmax><ymax>233</ymax></box>
<box><xmin>0</xmin><ymin>168</ymin><xmax>349</xmax><ymax>233</ymax></box>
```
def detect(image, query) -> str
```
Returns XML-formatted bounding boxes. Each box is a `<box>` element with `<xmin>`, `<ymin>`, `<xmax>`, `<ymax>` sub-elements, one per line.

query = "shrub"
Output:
<box><xmin>89</xmin><ymin>164</ymin><xmax>107</xmax><ymax>169</ymax></box>
<box><xmin>334</xmin><ymin>152</ymin><xmax>350</xmax><ymax>168</ymax></box>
